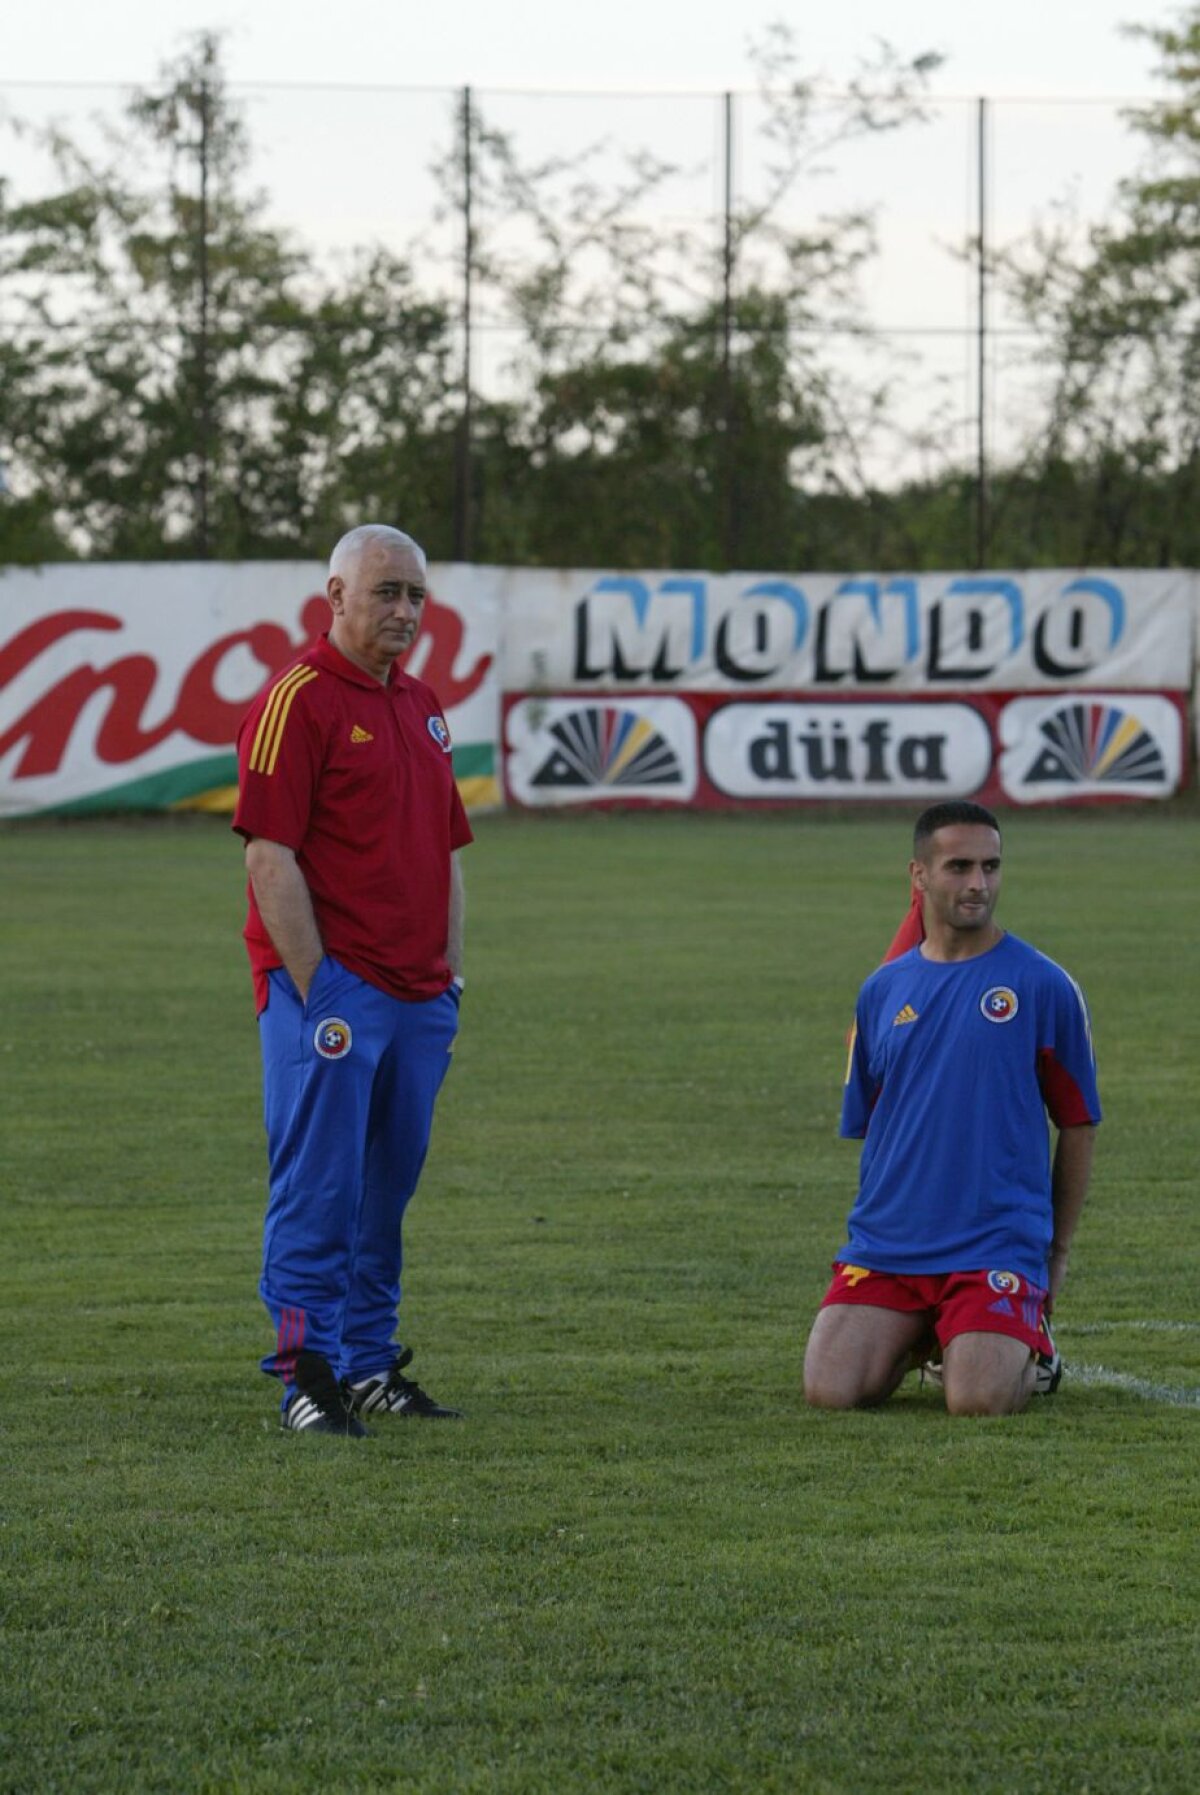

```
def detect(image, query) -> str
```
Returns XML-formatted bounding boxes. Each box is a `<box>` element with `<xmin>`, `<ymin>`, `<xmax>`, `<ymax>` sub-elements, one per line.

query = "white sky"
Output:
<box><xmin>3</xmin><ymin>1</ymin><xmax>1183</xmax><ymax>478</ymax></box>
<box><xmin>2</xmin><ymin>0</ymin><xmax>1177</xmax><ymax>96</ymax></box>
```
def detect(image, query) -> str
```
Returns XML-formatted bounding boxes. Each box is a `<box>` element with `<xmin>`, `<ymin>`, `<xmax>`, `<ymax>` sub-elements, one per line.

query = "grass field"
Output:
<box><xmin>2</xmin><ymin>806</ymin><xmax>1198</xmax><ymax>1794</ymax></box>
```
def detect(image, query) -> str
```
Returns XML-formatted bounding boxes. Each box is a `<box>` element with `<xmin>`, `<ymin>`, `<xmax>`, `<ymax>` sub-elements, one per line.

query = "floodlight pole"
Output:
<box><xmin>453</xmin><ymin>85</ymin><xmax>475</xmax><ymax>563</ymax></box>
<box><xmin>196</xmin><ymin>69</ymin><xmax>212</xmax><ymax>559</ymax></box>
<box><xmin>975</xmin><ymin>95</ymin><xmax>989</xmax><ymax>570</ymax></box>
<box><xmin>721</xmin><ymin>90</ymin><xmax>737</xmax><ymax>570</ymax></box>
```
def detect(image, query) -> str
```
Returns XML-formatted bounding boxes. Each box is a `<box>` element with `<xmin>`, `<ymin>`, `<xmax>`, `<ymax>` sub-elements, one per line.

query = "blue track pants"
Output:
<box><xmin>256</xmin><ymin>954</ymin><xmax>458</xmax><ymax>1394</ymax></box>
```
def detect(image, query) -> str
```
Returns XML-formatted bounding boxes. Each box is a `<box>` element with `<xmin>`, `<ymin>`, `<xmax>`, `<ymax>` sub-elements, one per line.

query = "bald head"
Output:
<box><xmin>329</xmin><ymin>524</ymin><xmax>426</xmax><ymax>583</ymax></box>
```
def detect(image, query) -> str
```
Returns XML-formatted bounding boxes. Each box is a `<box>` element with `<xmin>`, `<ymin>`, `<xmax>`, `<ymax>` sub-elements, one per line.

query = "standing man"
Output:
<box><xmin>234</xmin><ymin>524</ymin><xmax>472</xmax><ymax>1437</ymax></box>
<box><xmin>804</xmin><ymin>800</ymin><xmax>1100</xmax><ymax>1417</ymax></box>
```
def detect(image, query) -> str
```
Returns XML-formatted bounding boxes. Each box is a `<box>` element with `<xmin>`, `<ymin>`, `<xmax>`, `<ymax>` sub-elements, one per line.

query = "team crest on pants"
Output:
<box><xmin>986</xmin><ymin>1269</ymin><xmax>1022</xmax><ymax>1295</ymax></box>
<box><xmin>314</xmin><ymin>1017</ymin><xmax>353</xmax><ymax>1060</ymax></box>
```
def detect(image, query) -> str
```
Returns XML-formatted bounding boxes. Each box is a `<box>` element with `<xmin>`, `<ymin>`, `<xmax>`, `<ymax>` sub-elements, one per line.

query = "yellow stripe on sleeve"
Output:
<box><xmin>249</xmin><ymin>667</ymin><xmax>318</xmax><ymax>776</ymax></box>
<box><xmin>260</xmin><ymin>669</ymin><xmax>318</xmax><ymax>777</ymax></box>
<box><xmin>248</xmin><ymin>667</ymin><xmax>307</xmax><ymax>772</ymax></box>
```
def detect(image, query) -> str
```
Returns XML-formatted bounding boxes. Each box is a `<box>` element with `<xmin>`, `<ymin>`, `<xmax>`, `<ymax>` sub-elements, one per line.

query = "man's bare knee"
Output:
<box><xmin>941</xmin><ymin>1332</ymin><xmax>1036</xmax><ymax>1416</ymax></box>
<box><xmin>803</xmin><ymin>1304</ymin><xmax>926</xmax><ymax>1410</ymax></box>
<box><xmin>804</xmin><ymin>1361</ymin><xmax>907</xmax><ymax>1409</ymax></box>
<box><xmin>803</xmin><ymin>1376</ymin><xmax>858</xmax><ymax>1411</ymax></box>
<box><xmin>944</xmin><ymin>1386</ymin><xmax>1031</xmax><ymax>1417</ymax></box>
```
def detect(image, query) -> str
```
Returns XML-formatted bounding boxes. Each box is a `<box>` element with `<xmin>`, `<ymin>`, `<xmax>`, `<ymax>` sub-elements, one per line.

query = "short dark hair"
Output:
<box><xmin>913</xmin><ymin>800</ymin><xmax>1000</xmax><ymax>857</ymax></box>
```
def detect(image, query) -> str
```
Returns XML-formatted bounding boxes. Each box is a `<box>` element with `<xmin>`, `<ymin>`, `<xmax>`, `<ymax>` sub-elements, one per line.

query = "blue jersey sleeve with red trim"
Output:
<box><xmin>1034</xmin><ymin>957</ymin><xmax>1102</xmax><ymax>1127</ymax></box>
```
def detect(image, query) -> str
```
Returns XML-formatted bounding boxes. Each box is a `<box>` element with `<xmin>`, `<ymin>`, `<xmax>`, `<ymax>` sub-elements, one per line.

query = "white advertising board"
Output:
<box><xmin>703</xmin><ymin>701</ymin><xmax>995</xmax><ymax>801</ymax></box>
<box><xmin>0</xmin><ymin>562</ymin><xmax>500</xmax><ymax>816</ymax></box>
<box><xmin>499</xmin><ymin>568</ymin><xmax>1195</xmax><ymax>694</ymax></box>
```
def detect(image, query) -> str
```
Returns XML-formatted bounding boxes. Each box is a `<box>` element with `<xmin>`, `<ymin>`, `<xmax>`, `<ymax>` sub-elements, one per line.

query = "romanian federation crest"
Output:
<box><xmin>980</xmin><ymin>986</ymin><xmax>1018</xmax><ymax>1023</ymax></box>
<box><xmin>428</xmin><ymin>715</ymin><xmax>452</xmax><ymax>752</ymax></box>
<box><xmin>314</xmin><ymin>1017</ymin><xmax>353</xmax><ymax>1060</ymax></box>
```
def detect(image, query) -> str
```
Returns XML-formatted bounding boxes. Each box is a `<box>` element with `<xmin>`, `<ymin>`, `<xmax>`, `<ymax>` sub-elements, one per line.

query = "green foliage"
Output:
<box><xmin>468</xmin><ymin>291</ymin><xmax>824</xmax><ymax>568</ymax></box>
<box><xmin>447</xmin><ymin>25</ymin><xmax>940</xmax><ymax>569</ymax></box>
<box><xmin>0</xmin><ymin>28</ymin><xmax>946</xmax><ymax>569</ymax></box>
<box><xmin>994</xmin><ymin>4</ymin><xmax>1200</xmax><ymax>564</ymax></box>
<box><xmin>1</xmin><ymin>808</ymin><xmax>1198</xmax><ymax>1791</ymax></box>
<box><xmin>0</xmin><ymin>37</ymin><xmax>460</xmax><ymax>562</ymax></box>
<box><xmin>13</xmin><ymin>17</ymin><xmax>1200</xmax><ymax>569</ymax></box>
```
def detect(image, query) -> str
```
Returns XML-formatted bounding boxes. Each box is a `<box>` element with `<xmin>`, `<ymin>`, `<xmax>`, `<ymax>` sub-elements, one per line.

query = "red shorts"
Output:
<box><xmin>820</xmin><ymin>1262</ymin><xmax>1049</xmax><ymax>1355</ymax></box>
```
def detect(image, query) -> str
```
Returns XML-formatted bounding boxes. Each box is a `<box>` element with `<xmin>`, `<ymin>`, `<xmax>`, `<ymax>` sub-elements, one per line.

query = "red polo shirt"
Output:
<box><xmin>233</xmin><ymin>634</ymin><xmax>473</xmax><ymax>1011</ymax></box>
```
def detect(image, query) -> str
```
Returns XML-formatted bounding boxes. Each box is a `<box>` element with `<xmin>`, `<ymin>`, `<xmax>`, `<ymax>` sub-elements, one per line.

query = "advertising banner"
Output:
<box><xmin>500</xmin><ymin>568</ymin><xmax>1196</xmax><ymax>694</ymax></box>
<box><xmin>0</xmin><ymin>563</ymin><xmax>500</xmax><ymax>818</ymax></box>
<box><xmin>2</xmin><ymin>560</ymin><xmax>1193</xmax><ymax>817</ymax></box>
<box><xmin>503</xmin><ymin>690</ymin><xmax>1189</xmax><ymax>809</ymax></box>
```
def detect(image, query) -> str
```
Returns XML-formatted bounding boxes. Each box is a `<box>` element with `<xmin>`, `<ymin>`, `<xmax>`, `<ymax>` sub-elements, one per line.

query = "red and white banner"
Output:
<box><xmin>0</xmin><ymin>563</ymin><xmax>500</xmax><ymax>817</ymax></box>
<box><xmin>500</xmin><ymin>564</ymin><xmax>1194</xmax><ymax>808</ymax></box>
<box><xmin>503</xmin><ymin>691</ymin><xmax>1189</xmax><ymax>809</ymax></box>
<box><xmin>2</xmin><ymin>560</ymin><xmax>1195</xmax><ymax>815</ymax></box>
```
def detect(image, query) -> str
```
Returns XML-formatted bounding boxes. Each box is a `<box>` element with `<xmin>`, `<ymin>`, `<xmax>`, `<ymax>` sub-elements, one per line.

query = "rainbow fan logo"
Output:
<box><xmin>999</xmin><ymin>695</ymin><xmax>1181</xmax><ymax>803</ymax></box>
<box><xmin>505</xmin><ymin>697</ymin><xmax>698</xmax><ymax>807</ymax></box>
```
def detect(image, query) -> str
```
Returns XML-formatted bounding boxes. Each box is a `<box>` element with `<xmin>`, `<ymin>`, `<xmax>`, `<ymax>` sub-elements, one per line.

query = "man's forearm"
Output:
<box><xmin>245</xmin><ymin>838</ymin><xmax>324</xmax><ymax>999</ymax></box>
<box><xmin>446</xmin><ymin>851</ymin><xmax>465</xmax><ymax>979</ymax></box>
<box><xmin>1048</xmin><ymin>1123</ymin><xmax>1097</xmax><ymax>1304</ymax></box>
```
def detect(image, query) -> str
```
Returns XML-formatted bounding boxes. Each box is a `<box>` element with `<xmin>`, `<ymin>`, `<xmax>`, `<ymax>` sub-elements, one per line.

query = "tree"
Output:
<box><xmin>1</xmin><ymin>28</ymin><xmax>945</xmax><ymax>569</ymax></box>
<box><xmin>996</xmin><ymin>7</ymin><xmax>1200</xmax><ymax>565</ymax></box>
<box><xmin>432</xmin><ymin>28</ymin><xmax>941</xmax><ymax>568</ymax></box>
<box><xmin>0</xmin><ymin>36</ymin><xmax>461</xmax><ymax>561</ymax></box>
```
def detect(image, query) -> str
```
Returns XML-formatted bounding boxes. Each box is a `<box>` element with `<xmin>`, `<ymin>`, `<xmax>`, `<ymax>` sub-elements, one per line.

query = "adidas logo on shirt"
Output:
<box><xmin>892</xmin><ymin>1003</ymin><xmax>919</xmax><ymax>1027</ymax></box>
<box><xmin>350</xmin><ymin>725</ymin><xmax>374</xmax><ymax>743</ymax></box>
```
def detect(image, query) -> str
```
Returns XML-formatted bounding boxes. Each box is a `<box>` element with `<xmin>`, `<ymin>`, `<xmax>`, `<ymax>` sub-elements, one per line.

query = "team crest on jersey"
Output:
<box><xmin>314</xmin><ymin>1018</ymin><xmax>353</xmax><ymax>1060</ymax></box>
<box><xmin>986</xmin><ymin>1269</ymin><xmax>1022</xmax><ymax>1296</ymax></box>
<box><xmin>428</xmin><ymin>715</ymin><xmax>452</xmax><ymax>752</ymax></box>
<box><xmin>981</xmin><ymin>986</ymin><xmax>1019</xmax><ymax>1023</ymax></box>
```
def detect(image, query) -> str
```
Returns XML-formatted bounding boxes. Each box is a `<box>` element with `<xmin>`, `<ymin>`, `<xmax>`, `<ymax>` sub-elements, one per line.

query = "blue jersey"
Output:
<box><xmin>839</xmin><ymin>933</ymin><xmax>1101</xmax><ymax>1284</ymax></box>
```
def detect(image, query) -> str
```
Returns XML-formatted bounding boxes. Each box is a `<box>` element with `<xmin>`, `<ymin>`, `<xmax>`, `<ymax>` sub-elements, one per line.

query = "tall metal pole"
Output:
<box><xmin>454</xmin><ymin>85</ymin><xmax>474</xmax><ymax>562</ymax></box>
<box><xmin>721</xmin><ymin>90</ymin><xmax>736</xmax><ymax>569</ymax></box>
<box><xmin>196</xmin><ymin>70</ymin><xmax>212</xmax><ymax>558</ymax></box>
<box><xmin>975</xmin><ymin>95</ymin><xmax>988</xmax><ymax>570</ymax></box>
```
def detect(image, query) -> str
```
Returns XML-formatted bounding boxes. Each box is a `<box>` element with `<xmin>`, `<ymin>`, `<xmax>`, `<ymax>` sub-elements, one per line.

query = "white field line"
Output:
<box><xmin>1066</xmin><ymin>1363</ymin><xmax>1200</xmax><ymax>1409</ymax></box>
<box><xmin>1065</xmin><ymin>1320</ymin><xmax>1200</xmax><ymax>1336</ymax></box>
<box><xmin>1061</xmin><ymin>1319</ymin><xmax>1200</xmax><ymax>1407</ymax></box>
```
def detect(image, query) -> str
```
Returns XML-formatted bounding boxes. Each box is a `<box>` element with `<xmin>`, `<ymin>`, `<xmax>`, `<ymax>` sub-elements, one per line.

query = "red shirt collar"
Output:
<box><xmin>309</xmin><ymin>631</ymin><xmax>414</xmax><ymax>694</ymax></box>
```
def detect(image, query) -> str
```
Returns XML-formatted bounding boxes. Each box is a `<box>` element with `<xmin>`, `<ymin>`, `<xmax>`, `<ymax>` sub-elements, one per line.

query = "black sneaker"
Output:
<box><xmin>1034</xmin><ymin>1318</ymin><xmax>1063</xmax><ymax>1395</ymax></box>
<box><xmin>283</xmin><ymin>1349</ymin><xmax>371</xmax><ymax>1437</ymax></box>
<box><xmin>343</xmin><ymin>1358</ymin><xmax>464</xmax><ymax>1420</ymax></box>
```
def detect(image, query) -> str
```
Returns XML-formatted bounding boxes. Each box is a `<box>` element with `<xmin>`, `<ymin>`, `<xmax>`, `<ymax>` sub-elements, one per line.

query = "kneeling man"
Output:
<box><xmin>804</xmin><ymin>801</ymin><xmax>1100</xmax><ymax>1416</ymax></box>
